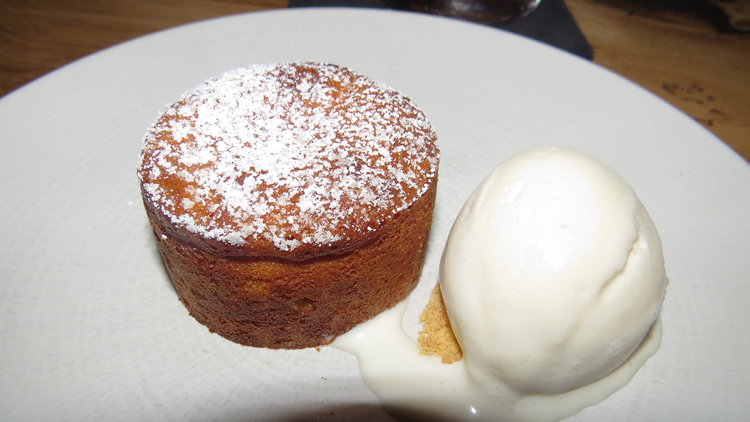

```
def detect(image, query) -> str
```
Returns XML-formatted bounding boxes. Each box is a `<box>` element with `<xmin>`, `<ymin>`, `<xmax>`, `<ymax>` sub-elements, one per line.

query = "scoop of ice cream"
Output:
<box><xmin>440</xmin><ymin>146</ymin><xmax>667</xmax><ymax>395</ymax></box>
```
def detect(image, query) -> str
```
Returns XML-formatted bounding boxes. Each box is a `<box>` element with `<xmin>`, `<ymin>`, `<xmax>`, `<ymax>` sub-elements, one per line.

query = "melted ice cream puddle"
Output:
<box><xmin>334</xmin><ymin>147</ymin><xmax>667</xmax><ymax>421</ymax></box>
<box><xmin>336</xmin><ymin>303</ymin><xmax>660</xmax><ymax>421</ymax></box>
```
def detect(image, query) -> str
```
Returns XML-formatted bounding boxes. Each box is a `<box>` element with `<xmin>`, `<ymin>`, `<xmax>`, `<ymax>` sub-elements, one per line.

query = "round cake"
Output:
<box><xmin>138</xmin><ymin>62</ymin><xmax>439</xmax><ymax>349</ymax></box>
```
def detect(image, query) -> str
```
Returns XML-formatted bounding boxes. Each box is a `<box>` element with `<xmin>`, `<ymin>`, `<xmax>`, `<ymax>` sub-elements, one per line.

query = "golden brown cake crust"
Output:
<box><xmin>147</xmin><ymin>182</ymin><xmax>435</xmax><ymax>349</ymax></box>
<box><xmin>138</xmin><ymin>62</ymin><xmax>439</xmax><ymax>348</ymax></box>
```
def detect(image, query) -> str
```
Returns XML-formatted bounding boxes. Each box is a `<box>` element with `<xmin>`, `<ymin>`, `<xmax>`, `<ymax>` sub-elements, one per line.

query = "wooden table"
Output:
<box><xmin>1</xmin><ymin>0</ymin><xmax>748</xmax><ymax>161</ymax></box>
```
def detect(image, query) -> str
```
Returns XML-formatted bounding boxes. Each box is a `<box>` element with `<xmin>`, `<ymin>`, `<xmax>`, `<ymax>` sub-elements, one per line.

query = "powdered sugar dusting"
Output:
<box><xmin>139</xmin><ymin>62</ymin><xmax>438</xmax><ymax>252</ymax></box>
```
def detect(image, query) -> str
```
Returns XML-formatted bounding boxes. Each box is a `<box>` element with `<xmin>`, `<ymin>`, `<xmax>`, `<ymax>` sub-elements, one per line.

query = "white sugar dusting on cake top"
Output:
<box><xmin>138</xmin><ymin>62</ymin><xmax>439</xmax><ymax>252</ymax></box>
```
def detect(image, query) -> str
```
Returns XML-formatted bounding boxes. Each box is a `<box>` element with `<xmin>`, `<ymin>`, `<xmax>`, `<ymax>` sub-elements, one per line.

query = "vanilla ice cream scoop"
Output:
<box><xmin>335</xmin><ymin>146</ymin><xmax>667</xmax><ymax>421</ymax></box>
<box><xmin>441</xmin><ymin>146</ymin><xmax>667</xmax><ymax>395</ymax></box>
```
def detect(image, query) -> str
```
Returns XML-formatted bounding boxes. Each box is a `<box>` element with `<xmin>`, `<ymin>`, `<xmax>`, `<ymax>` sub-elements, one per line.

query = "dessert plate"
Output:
<box><xmin>1</xmin><ymin>7</ymin><xmax>748</xmax><ymax>421</ymax></box>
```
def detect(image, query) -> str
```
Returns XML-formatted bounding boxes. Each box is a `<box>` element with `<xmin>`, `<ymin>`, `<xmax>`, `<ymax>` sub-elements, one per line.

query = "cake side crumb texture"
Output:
<box><xmin>419</xmin><ymin>286</ymin><xmax>463</xmax><ymax>364</ymax></box>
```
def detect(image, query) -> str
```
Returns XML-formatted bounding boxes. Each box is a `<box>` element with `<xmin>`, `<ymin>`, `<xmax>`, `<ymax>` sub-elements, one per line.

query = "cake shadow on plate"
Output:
<box><xmin>275</xmin><ymin>404</ymin><xmax>391</xmax><ymax>422</ymax></box>
<box><xmin>265</xmin><ymin>400</ymin><xmax>475</xmax><ymax>422</ymax></box>
<box><xmin>255</xmin><ymin>402</ymin><xmax>446</xmax><ymax>422</ymax></box>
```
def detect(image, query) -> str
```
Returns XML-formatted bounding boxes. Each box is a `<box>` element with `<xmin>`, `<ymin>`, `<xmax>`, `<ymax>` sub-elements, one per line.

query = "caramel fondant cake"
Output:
<box><xmin>138</xmin><ymin>62</ymin><xmax>439</xmax><ymax>349</ymax></box>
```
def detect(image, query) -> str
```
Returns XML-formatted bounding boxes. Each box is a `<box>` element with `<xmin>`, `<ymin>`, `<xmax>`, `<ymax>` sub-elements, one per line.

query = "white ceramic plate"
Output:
<box><xmin>1</xmin><ymin>7</ymin><xmax>748</xmax><ymax>421</ymax></box>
